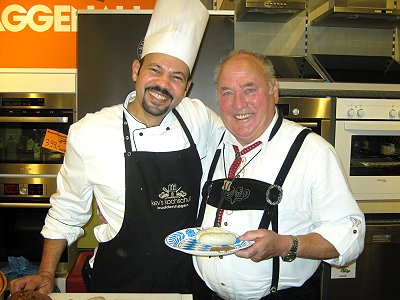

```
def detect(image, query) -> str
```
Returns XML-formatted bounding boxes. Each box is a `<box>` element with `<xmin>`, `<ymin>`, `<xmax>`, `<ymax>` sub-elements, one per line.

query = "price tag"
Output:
<box><xmin>42</xmin><ymin>129</ymin><xmax>67</xmax><ymax>153</ymax></box>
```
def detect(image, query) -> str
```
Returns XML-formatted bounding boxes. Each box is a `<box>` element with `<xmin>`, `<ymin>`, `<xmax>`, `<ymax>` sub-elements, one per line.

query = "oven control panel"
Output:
<box><xmin>336</xmin><ymin>98</ymin><xmax>400</xmax><ymax>120</ymax></box>
<box><xmin>0</xmin><ymin>177</ymin><xmax>56</xmax><ymax>201</ymax></box>
<box><xmin>2</xmin><ymin>183</ymin><xmax>47</xmax><ymax>196</ymax></box>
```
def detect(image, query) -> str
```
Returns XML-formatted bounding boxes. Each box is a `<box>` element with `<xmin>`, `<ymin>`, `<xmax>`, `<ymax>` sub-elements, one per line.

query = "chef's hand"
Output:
<box><xmin>9</xmin><ymin>272</ymin><xmax>55</xmax><ymax>295</ymax></box>
<box><xmin>235</xmin><ymin>229</ymin><xmax>291</xmax><ymax>262</ymax></box>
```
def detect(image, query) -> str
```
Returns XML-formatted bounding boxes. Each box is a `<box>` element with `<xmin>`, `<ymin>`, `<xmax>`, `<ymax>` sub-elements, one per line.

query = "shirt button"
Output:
<box><xmin>221</xmin><ymin>282</ymin><xmax>225</xmax><ymax>286</ymax></box>
<box><xmin>139</xmin><ymin>132</ymin><xmax>143</xmax><ymax>136</ymax></box>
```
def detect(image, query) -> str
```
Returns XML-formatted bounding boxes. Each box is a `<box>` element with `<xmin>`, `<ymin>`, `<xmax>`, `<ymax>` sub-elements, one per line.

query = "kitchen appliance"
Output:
<box><xmin>277</xmin><ymin>97</ymin><xmax>334</xmax><ymax>143</ymax></box>
<box><xmin>313</xmin><ymin>54</ymin><xmax>400</xmax><ymax>84</ymax></box>
<box><xmin>327</xmin><ymin>214</ymin><xmax>400</xmax><ymax>300</ymax></box>
<box><xmin>268</xmin><ymin>55</ymin><xmax>327</xmax><ymax>82</ymax></box>
<box><xmin>309</xmin><ymin>0</ymin><xmax>400</xmax><ymax>28</ymax></box>
<box><xmin>0</xmin><ymin>92</ymin><xmax>76</xmax><ymax>175</ymax></box>
<box><xmin>235</xmin><ymin>0</ymin><xmax>306</xmax><ymax>22</ymax></box>
<box><xmin>0</xmin><ymin>93</ymin><xmax>77</xmax><ymax>277</ymax></box>
<box><xmin>334</xmin><ymin>97</ymin><xmax>400</xmax><ymax>201</ymax></box>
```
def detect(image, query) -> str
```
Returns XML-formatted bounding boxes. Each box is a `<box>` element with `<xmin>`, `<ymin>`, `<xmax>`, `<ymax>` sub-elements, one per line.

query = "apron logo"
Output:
<box><xmin>152</xmin><ymin>183</ymin><xmax>191</xmax><ymax>210</ymax></box>
<box><xmin>225</xmin><ymin>186</ymin><xmax>250</xmax><ymax>204</ymax></box>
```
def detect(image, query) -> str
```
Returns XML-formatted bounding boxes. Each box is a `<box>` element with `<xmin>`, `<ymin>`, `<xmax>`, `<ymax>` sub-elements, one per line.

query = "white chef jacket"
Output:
<box><xmin>41</xmin><ymin>91</ymin><xmax>222</xmax><ymax>247</ymax></box>
<box><xmin>194</xmin><ymin>110</ymin><xmax>365</xmax><ymax>300</ymax></box>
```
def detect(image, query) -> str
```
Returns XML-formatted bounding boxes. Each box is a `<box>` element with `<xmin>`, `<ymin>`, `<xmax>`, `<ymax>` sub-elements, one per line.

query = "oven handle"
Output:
<box><xmin>297</xmin><ymin>122</ymin><xmax>318</xmax><ymax>128</ymax></box>
<box><xmin>0</xmin><ymin>202</ymin><xmax>51</xmax><ymax>208</ymax></box>
<box><xmin>344</xmin><ymin>121</ymin><xmax>399</xmax><ymax>131</ymax></box>
<box><xmin>0</xmin><ymin>116</ymin><xmax>69</xmax><ymax>123</ymax></box>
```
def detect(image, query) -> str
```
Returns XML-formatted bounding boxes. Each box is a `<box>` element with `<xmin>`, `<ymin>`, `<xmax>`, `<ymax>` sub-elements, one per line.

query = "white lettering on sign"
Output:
<box><xmin>0</xmin><ymin>4</ymin><xmax>78</xmax><ymax>32</ymax></box>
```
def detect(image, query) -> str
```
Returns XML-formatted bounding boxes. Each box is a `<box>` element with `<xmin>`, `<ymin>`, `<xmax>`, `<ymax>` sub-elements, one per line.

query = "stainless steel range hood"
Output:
<box><xmin>226</xmin><ymin>0</ymin><xmax>306</xmax><ymax>22</ymax></box>
<box><xmin>309</xmin><ymin>0</ymin><xmax>400</xmax><ymax>28</ymax></box>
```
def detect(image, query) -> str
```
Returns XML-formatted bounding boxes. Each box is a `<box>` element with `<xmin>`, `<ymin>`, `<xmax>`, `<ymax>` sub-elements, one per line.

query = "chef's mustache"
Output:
<box><xmin>145</xmin><ymin>86</ymin><xmax>173</xmax><ymax>100</ymax></box>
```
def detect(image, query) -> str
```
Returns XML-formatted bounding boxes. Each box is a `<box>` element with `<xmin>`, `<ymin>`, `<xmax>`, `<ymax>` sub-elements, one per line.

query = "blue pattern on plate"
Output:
<box><xmin>165</xmin><ymin>227</ymin><xmax>253</xmax><ymax>256</ymax></box>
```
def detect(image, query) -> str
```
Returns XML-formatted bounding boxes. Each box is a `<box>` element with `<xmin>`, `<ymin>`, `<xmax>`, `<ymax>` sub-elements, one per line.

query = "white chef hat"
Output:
<box><xmin>141</xmin><ymin>0</ymin><xmax>209</xmax><ymax>73</ymax></box>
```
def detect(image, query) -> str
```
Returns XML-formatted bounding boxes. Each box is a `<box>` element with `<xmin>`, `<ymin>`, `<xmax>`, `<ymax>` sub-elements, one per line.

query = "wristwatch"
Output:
<box><xmin>281</xmin><ymin>235</ymin><xmax>298</xmax><ymax>262</ymax></box>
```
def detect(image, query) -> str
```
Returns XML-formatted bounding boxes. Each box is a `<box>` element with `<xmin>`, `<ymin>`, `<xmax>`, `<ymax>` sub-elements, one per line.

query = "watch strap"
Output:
<box><xmin>281</xmin><ymin>235</ymin><xmax>298</xmax><ymax>262</ymax></box>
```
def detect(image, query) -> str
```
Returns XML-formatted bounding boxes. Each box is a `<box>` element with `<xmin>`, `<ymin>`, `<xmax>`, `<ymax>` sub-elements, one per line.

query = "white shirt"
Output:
<box><xmin>194</xmin><ymin>111</ymin><xmax>365</xmax><ymax>300</ymax></box>
<box><xmin>41</xmin><ymin>91</ymin><xmax>222</xmax><ymax>246</ymax></box>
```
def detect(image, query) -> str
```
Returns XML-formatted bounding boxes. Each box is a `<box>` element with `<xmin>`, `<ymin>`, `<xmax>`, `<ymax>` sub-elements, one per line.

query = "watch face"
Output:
<box><xmin>281</xmin><ymin>254</ymin><xmax>296</xmax><ymax>262</ymax></box>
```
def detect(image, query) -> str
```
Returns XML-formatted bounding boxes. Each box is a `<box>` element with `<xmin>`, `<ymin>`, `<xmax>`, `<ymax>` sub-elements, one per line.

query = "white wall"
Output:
<box><xmin>0</xmin><ymin>68</ymin><xmax>76</xmax><ymax>93</ymax></box>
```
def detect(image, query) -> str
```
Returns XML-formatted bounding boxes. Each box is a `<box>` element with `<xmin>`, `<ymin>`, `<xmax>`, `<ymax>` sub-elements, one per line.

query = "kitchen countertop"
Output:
<box><xmin>48</xmin><ymin>293</ymin><xmax>192</xmax><ymax>300</ymax></box>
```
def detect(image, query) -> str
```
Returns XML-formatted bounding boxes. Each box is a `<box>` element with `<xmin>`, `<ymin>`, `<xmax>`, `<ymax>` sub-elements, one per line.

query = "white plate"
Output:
<box><xmin>165</xmin><ymin>227</ymin><xmax>253</xmax><ymax>256</ymax></box>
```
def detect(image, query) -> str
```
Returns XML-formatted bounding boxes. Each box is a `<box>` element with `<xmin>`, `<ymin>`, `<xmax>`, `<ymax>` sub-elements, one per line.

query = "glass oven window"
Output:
<box><xmin>350</xmin><ymin>135</ymin><xmax>400</xmax><ymax>176</ymax></box>
<box><xmin>0</xmin><ymin>207</ymin><xmax>68</xmax><ymax>265</ymax></box>
<box><xmin>0</xmin><ymin>110</ymin><xmax>72</xmax><ymax>164</ymax></box>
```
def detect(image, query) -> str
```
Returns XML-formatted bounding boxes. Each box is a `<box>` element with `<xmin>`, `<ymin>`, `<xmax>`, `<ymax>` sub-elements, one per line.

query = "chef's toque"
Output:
<box><xmin>141</xmin><ymin>0</ymin><xmax>209</xmax><ymax>73</ymax></box>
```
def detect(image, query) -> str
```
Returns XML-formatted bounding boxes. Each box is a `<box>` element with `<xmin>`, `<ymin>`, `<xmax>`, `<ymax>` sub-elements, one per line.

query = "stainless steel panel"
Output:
<box><xmin>278</xmin><ymin>97</ymin><xmax>332</xmax><ymax>118</ymax></box>
<box><xmin>0</xmin><ymin>93</ymin><xmax>76</xmax><ymax>111</ymax></box>
<box><xmin>0</xmin><ymin>163</ymin><xmax>62</xmax><ymax>176</ymax></box>
<box><xmin>278</xmin><ymin>97</ymin><xmax>334</xmax><ymax>143</ymax></box>
<box><xmin>310</xmin><ymin>0</ymin><xmax>400</xmax><ymax>28</ymax></box>
<box><xmin>236</xmin><ymin>0</ymin><xmax>306</xmax><ymax>22</ymax></box>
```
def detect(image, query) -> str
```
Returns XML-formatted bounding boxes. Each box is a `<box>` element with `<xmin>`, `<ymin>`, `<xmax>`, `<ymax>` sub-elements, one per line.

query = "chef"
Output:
<box><xmin>9</xmin><ymin>0</ymin><xmax>220</xmax><ymax>296</ymax></box>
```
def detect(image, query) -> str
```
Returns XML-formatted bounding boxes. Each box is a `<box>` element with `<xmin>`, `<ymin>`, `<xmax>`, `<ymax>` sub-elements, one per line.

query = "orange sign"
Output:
<box><xmin>42</xmin><ymin>129</ymin><xmax>67</xmax><ymax>153</ymax></box>
<box><xmin>0</xmin><ymin>0</ymin><xmax>156</xmax><ymax>68</ymax></box>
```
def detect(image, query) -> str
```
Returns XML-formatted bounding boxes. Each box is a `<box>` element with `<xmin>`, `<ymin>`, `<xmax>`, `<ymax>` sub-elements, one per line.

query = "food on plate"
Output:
<box><xmin>210</xmin><ymin>245</ymin><xmax>235</xmax><ymax>252</ymax></box>
<box><xmin>8</xmin><ymin>290</ymin><xmax>52</xmax><ymax>300</ymax></box>
<box><xmin>195</xmin><ymin>227</ymin><xmax>237</xmax><ymax>246</ymax></box>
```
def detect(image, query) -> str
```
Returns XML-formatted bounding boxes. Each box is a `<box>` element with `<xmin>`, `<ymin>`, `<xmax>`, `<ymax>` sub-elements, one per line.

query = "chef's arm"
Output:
<box><xmin>37</xmin><ymin>238</ymin><xmax>68</xmax><ymax>277</ymax></box>
<box><xmin>9</xmin><ymin>238</ymin><xmax>67</xmax><ymax>294</ymax></box>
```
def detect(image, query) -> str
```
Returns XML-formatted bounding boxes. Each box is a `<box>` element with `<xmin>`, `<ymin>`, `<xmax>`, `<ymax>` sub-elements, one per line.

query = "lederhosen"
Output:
<box><xmin>90</xmin><ymin>109</ymin><xmax>202</xmax><ymax>293</ymax></box>
<box><xmin>197</xmin><ymin>112</ymin><xmax>313</xmax><ymax>297</ymax></box>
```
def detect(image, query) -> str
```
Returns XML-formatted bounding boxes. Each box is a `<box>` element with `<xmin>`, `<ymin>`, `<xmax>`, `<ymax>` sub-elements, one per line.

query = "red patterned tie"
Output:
<box><xmin>216</xmin><ymin>140</ymin><xmax>262</xmax><ymax>226</ymax></box>
<box><xmin>228</xmin><ymin>141</ymin><xmax>262</xmax><ymax>178</ymax></box>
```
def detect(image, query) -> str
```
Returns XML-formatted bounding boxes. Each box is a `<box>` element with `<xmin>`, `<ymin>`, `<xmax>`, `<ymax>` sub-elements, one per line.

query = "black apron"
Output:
<box><xmin>90</xmin><ymin>109</ymin><xmax>202</xmax><ymax>293</ymax></box>
<box><xmin>197</xmin><ymin>113</ymin><xmax>311</xmax><ymax>295</ymax></box>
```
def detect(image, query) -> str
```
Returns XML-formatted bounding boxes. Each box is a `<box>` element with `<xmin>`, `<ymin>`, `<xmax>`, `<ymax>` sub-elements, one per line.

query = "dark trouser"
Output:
<box><xmin>194</xmin><ymin>265</ymin><xmax>322</xmax><ymax>300</ymax></box>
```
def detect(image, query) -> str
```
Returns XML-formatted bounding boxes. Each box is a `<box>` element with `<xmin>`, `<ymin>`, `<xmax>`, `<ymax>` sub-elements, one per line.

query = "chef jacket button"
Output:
<box><xmin>224</xmin><ymin>222</ymin><xmax>228</xmax><ymax>226</ymax></box>
<box><xmin>125</xmin><ymin>136</ymin><xmax>129</xmax><ymax>140</ymax></box>
<box><xmin>166</xmin><ymin>127</ymin><xmax>170</xmax><ymax>130</ymax></box>
<box><xmin>221</xmin><ymin>282</ymin><xmax>225</xmax><ymax>286</ymax></box>
<box><xmin>219</xmin><ymin>255</ymin><xmax>223</xmax><ymax>259</ymax></box>
<box><xmin>353</xmin><ymin>229</ymin><xmax>357</xmax><ymax>234</ymax></box>
<box><xmin>139</xmin><ymin>132</ymin><xmax>143</xmax><ymax>136</ymax></box>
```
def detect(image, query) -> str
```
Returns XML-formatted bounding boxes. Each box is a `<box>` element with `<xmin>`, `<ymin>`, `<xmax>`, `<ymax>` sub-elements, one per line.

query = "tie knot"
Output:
<box><xmin>233</xmin><ymin>140</ymin><xmax>262</xmax><ymax>158</ymax></box>
<box><xmin>229</xmin><ymin>141</ymin><xmax>262</xmax><ymax>179</ymax></box>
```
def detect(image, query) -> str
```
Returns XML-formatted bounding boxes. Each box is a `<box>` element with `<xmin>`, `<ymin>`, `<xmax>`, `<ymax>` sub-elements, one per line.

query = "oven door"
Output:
<box><xmin>0</xmin><ymin>204</ymin><xmax>76</xmax><ymax>276</ymax></box>
<box><xmin>335</xmin><ymin>120</ymin><xmax>400</xmax><ymax>200</ymax></box>
<box><xmin>0</xmin><ymin>110</ymin><xmax>73</xmax><ymax>175</ymax></box>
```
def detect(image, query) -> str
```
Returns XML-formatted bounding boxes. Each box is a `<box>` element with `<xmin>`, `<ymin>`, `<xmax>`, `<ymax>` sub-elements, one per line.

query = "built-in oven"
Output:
<box><xmin>0</xmin><ymin>93</ymin><xmax>77</xmax><ymax>278</ymax></box>
<box><xmin>277</xmin><ymin>96</ymin><xmax>334</xmax><ymax>144</ymax></box>
<box><xmin>334</xmin><ymin>97</ymin><xmax>400</xmax><ymax>201</ymax></box>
